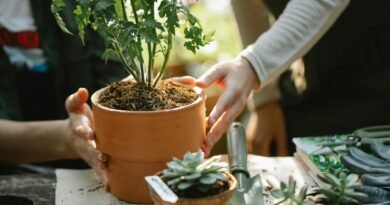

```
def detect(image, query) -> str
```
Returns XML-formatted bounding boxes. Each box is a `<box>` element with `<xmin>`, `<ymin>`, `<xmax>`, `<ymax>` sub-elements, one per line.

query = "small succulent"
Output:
<box><xmin>317</xmin><ymin>171</ymin><xmax>367</xmax><ymax>205</ymax></box>
<box><xmin>161</xmin><ymin>149</ymin><xmax>228</xmax><ymax>196</ymax></box>
<box><xmin>271</xmin><ymin>176</ymin><xmax>315</xmax><ymax>205</ymax></box>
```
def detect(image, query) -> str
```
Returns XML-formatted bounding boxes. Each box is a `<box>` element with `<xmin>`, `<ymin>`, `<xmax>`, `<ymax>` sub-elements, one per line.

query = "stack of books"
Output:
<box><xmin>293</xmin><ymin>135</ymin><xmax>348</xmax><ymax>187</ymax></box>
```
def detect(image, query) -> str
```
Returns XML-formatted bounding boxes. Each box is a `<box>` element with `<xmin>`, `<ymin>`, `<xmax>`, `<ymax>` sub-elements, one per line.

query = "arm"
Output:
<box><xmin>196</xmin><ymin>0</ymin><xmax>350</xmax><ymax>155</ymax></box>
<box><xmin>241</xmin><ymin>0</ymin><xmax>350</xmax><ymax>87</ymax></box>
<box><xmin>231</xmin><ymin>0</ymin><xmax>270</xmax><ymax>47</ymax></box>
<box><xmin>0</xmin><ymin>88</ymin><xmax>109</xmax><ymax>189</ymax></box>
<box><xmin>0</xmin><ymin>119</ymin><xmax>77</xmax><ymax>163</ymax></box>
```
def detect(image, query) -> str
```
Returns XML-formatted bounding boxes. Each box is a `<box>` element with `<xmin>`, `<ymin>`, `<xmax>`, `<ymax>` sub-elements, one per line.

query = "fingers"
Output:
<box><xmin>66</xmin><ymin>88</ymin><xmax>89</xmax><ymax>114</ymax></box>
<box><xmin>73</xmin><ymin>135</ymin><xmax>110</xmax><ymax>191</ymax></box>
<box><xmin>207</xmin><ymin>84</ymin><xmax>237</xmax><ymax>127</ymax></box>
<box><xmin>72</xmin><ymin>117</ymin><xmax>94</xmax><ymax>140</ymax></box>
<box><xmin>196</xmin><ymin>64</ymin><xmax>227</xmax><ymax>88</ymax></box>
<box><xmin>168</xmin><ymin>76</ymin><xmax>196</xmax><ymax>85</ymax></box>
<box><xmin>203</xmin><ymin>97</ymin><xmax>246</xmax><ymax>156</ymax></box>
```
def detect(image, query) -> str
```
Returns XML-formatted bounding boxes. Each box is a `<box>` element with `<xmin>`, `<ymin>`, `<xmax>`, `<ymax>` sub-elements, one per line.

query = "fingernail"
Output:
<box><xmin>201</xmin><ymin>145</ymin><xmax>207</xmax><ymax>153</ymax></box>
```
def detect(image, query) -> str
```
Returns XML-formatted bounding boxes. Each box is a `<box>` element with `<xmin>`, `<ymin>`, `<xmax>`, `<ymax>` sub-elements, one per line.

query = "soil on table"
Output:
<box><xmin>98</xmin><ymin>80</ymin><xmax>199</xmax><ymax>111</ymax></box>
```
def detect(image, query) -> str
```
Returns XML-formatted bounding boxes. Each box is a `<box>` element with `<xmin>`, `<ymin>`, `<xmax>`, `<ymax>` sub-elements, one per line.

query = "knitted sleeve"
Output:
<box><xmin>240</xmin><ymin>0</ymin><xmax>350</xmax><ymax>88</ymax></box>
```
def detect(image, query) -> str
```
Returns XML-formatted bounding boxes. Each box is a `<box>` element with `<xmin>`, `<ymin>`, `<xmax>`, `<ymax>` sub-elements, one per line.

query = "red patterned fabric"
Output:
<box><xmin>0</xmin><ymin>28</ymin><xmax>40</xmax><ymax>48</ymax></box>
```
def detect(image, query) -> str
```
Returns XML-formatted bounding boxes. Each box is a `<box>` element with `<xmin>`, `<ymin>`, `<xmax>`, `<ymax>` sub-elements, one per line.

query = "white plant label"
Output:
<box><xmin>145</xmin><ymin>176</ymin><xmax>179</xmax><ymax>203</ymax></box>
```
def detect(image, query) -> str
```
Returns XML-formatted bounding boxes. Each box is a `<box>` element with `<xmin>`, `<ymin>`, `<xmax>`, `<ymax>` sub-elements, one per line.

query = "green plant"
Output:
<box><xmin>317</xmin><ymin>171</ymin><xmax>367</xmax><ymax>205</ymax></box>
<box><xmin>51</xmin><ymin>0</ymin><xmax>212</xmax><ymax>88</ymax></box>
<box><xmin>161</xmin><ymin>149</ymin><xmax>229</xmax><ymax>197</ymax></box>
<box><xmin>271</xmin><ymin>176</ymin><xmax>315</xmax><ymax>205</ymax></box>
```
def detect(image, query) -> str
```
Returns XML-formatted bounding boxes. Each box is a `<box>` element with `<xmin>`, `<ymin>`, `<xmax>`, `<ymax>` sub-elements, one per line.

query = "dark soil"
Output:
<box><xmin>98</xmin><ymin>80</ymin><xmax>199</xmax><ymax>111</ymax></box>
<box><xmin>160</xmin><ymin>175</ymin><xmax>230</xmax><ymax>198</ymax></box>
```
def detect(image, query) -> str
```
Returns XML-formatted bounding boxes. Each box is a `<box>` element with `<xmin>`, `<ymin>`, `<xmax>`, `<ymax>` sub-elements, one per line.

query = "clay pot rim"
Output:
<box><xmin>91</xmin><ymin>84</ymin><xmax>205</xmax><ymax>115</ymax></box>
<box><xmin>149</xmin><ymin>171</ymin><xmax>237</xmax><ymax>203</ymax></box>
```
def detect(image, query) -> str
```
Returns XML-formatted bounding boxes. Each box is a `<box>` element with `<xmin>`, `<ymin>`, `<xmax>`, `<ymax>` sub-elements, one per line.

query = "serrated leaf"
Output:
<box><xmin>102</xmin><ymin>48</ymin><xmax>117</xmax><ymax>63</ymax></box>
<box><xmin>52</xmin><ymin>11</ymin><xmax>73</xmax><ymax>35</ymax></box>
<box><xmin>79</xmin><ymin>0</ymin><xmax>90</xmax><ymax>7</ymax></box>
<box><xmin>95</xmin><ymin>0</ymin><xmax>114</xmax><ymax>11</ymax></box>
<box><xmin>74</xmin><ymin>5</ymin><xmax>91</xmax><ymax>44</ymax></box>
<box><xmin>144</xmin><ymin>19</ymin><xmax>164</xmax><ymax>31</ymax></box>
<box><xmin>52</xmin><ymin>0</ymin><xmax>65</xmax><ymax>12</ymax></box>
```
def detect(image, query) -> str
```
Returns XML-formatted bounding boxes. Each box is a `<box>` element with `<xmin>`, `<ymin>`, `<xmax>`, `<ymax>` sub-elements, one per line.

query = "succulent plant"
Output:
<box><xmin>271</xmin><ymin>176</ymin><xmax>315</xmax><ymax>205</ymax></box>
<box><xmin>161</xmin><ymin>149</ymin><xmax>229</xmax><ymax>197</ymax></box>
<box><xmin>317</xmin><ymin>171</ymin><xmax>367</xmax><ymax>205</ymax></box>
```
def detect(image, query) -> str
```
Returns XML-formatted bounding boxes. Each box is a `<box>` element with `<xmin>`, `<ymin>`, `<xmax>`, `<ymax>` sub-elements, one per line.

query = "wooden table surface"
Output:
<box><xmin>0</xmin><ymin>155</ymin><xmax>315</xmax><ymax>205</ymax></box>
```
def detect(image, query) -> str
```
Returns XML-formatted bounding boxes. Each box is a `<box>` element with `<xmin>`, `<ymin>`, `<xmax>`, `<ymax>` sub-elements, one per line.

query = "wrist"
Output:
<box><xmin>60</xmin><ymin>119</ymin><xmax>79</xmax><ymax>159</ymax></box>
<box><xmin>240</xmin><ymin>56</ymin><xmax>260</xmax><ymax>89</ymax></box>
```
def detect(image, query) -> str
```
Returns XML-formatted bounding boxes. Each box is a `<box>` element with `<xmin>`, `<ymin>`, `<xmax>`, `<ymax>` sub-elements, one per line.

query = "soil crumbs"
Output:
<box><xmin>98</xmin><ymin>80</ymin><xmax>199</xmax><ymax>111</ymax></box>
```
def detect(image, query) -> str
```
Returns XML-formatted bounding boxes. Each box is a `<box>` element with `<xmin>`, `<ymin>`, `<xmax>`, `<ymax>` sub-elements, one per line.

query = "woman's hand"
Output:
<box><xmin>65</xmin><ymin>88</ymin><xmax>109</xmax><ymax>191</ymax></box>
<box><xmin>196</xmin><ymin>57</ymin><xmax>260</xmax><ymax>156</ymax></box>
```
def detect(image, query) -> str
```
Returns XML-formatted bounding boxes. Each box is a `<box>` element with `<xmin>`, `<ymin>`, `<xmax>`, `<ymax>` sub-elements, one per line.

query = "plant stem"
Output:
<box><xmin>113</xmin><ymin>42</ymin><xmax>140</xmax><ymax>82</ymax></box>
<box><xmin>129</xmin><ymin>0</ymin><xmax>146</xmax><ymax>84</ymax></box>
<box><xmin>153</xmin><ymin>31</ymin><xmax>172</xmax><ymax>87</ymax></box>
<box><xmin>130</xmin><ymin>0</ymin><xmax>139</xmax><ymax>23</ymax></box>
<box><xmin>147</xmin><ymin>0</ymin><xmax>156</xmax><ymax>88</ymax></box>
<box><xmin>147</xmin><ymin>43</ymin><xmax>153</xmax><ymax>88</ymax></box>
<box><xmin>121</xmin><ymin>0</ymin><xmax>128</xmax><ymax>21</ymax></box>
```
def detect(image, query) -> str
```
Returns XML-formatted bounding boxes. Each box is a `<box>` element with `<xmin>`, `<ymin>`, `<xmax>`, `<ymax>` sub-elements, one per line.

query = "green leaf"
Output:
<box><xmin>144</xmin><ymin>19</ymin><xmax>164</xmax><ymax>31</ymax></box>
<box><xmin>79</xmin><ymin>0</ymin><xmax>90</xmax><ymax>7</ymax></box>
<box><xmin>51</xmin><ymin>11</ymin><xmax>72</xmax><ymax>35</ymax></box>
<box><xmin>102</xmin><ymin>48</ymin><xmax>118</xmax><ymax>63</ymax></box>
<box><xmin>74</xmin><ymin>5</ymin><xmax>91</xmax><ymax>44</ymax></box>
<box><xmin>183</xmin><ymin>172</ymin><xmax>201</xmax><ymax>181</ymax></box>
<box><xmin>177</xmin><ymin>182</ymin><xmax>193</xmax><ymax>190</ymax></box>
<box><xmin>207</xmin><ymin>173</ymin><xmax>227</xmax><ymax>181</ymax></box>
<box><xmin>345</xmin><ymin>174</ymin><xmax>359</xmax><ymax>186</ymax></box>
<box><xmin>113</xmin><ymin>0</ymin><xmax>124</xmax><ymax>20</ymax></box>
<box><xmin>52</xmin><ymin>0</ymin><xmax>66</xmax><ymax>12</ymax></box>
<box><xmin>271</xmin><ymin>189</ymin><xmax>284</xmax><ymax>199</ymax></box>
<box><xmin>200</xmin><ymin>174</ymin><xmax>217</xmax><ymax>185</ymax></box>
<box><xmin>95</xmin><ymin>0</ymin><xmax>114</xmax><ymax>11</ymax></box>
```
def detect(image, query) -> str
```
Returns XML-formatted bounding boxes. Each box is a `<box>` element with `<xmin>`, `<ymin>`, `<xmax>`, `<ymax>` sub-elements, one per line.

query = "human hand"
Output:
<box><xmin>246</xmin><ymin>102</ymin><xmax>288</xmax><ymax>156</ymax></box>
<box><xmin>196</xmin><ymin>57</ymin><xmax>260</xmax><ymax>156</ymax></box>
<box><xmin>65</xmin><ymin>88</ymin><xmax>109</xmax><ymax>190</ymax></box>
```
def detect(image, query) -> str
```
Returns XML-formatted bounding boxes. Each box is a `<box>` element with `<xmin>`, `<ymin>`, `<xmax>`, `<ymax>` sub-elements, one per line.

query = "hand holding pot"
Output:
<box><xmin>65</xmin><ymin>88</ymin><xmax>109</xmax><ymax>190</ymax></box>
<box><xmin>196</xmin><ymin>57</ymin><xmax>260</xmax><ymax>156</ymax></box>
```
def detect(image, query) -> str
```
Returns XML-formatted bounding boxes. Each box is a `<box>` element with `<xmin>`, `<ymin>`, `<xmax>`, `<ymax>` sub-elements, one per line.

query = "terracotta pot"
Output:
<box><xmin>148</xmin><ymin>172</ymin><xmax>237</xmax><ymax>205</ymax></box>
<box><xmin>91</xmin><ymin>85</ymin><xmax>206</xmax><ymax>203</ymax></box>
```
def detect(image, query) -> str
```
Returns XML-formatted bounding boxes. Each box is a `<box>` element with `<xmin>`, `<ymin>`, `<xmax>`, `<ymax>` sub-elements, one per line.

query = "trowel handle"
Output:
<box><xmin>227</xmin><ymin>122</ymin><xmax>250</xmax><ymax>177</ymax></box>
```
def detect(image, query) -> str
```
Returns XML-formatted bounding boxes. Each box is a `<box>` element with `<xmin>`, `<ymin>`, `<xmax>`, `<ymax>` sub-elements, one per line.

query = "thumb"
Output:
<box><xmin>195</xmin><ymin>65</ymin><xmax>226</xmax><ymax>88</ymax></box>
<box><xmin>66</xmin><ymin>88</ymin><xmax>89</xmax><ymax>113</ymax></box>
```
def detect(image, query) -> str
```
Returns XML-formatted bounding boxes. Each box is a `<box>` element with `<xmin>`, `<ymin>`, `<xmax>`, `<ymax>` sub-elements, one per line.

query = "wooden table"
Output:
<box><xmin>0</xmin><ymin>155</ymin><xmax>315</xmax><ymax>205</ymax></box>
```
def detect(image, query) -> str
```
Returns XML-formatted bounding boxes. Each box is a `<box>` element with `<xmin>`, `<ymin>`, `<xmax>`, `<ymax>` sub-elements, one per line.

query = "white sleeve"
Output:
<box><xmin>240</xmin><ymin>0</ymin><xmax>350</xmax><ymax>88</ymax></box>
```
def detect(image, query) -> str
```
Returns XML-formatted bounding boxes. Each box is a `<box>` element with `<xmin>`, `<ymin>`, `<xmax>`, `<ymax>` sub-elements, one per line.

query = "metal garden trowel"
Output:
<box><xmin>227</xmin><ymin>122</ymin><xmax>264</xmax><ymax>205</ymax></box>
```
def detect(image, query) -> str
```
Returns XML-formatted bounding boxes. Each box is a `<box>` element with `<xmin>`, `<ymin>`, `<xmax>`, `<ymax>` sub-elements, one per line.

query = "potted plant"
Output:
<box><xmin>147</xmin><ymin>149</ymin><xmax>237</xmax><ymax>205</ymax></box>
<box><xmin>51</xmin><ymin>0</ymin><xmax>211</xmax><ymax>203</ymax></box>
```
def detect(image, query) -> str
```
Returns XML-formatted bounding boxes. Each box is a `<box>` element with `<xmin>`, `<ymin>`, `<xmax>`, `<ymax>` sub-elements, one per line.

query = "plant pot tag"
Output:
<box><xmin>145</xmin><ymin>176</ymin><xmax>178</xmax><ymax>203</ymax></box>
